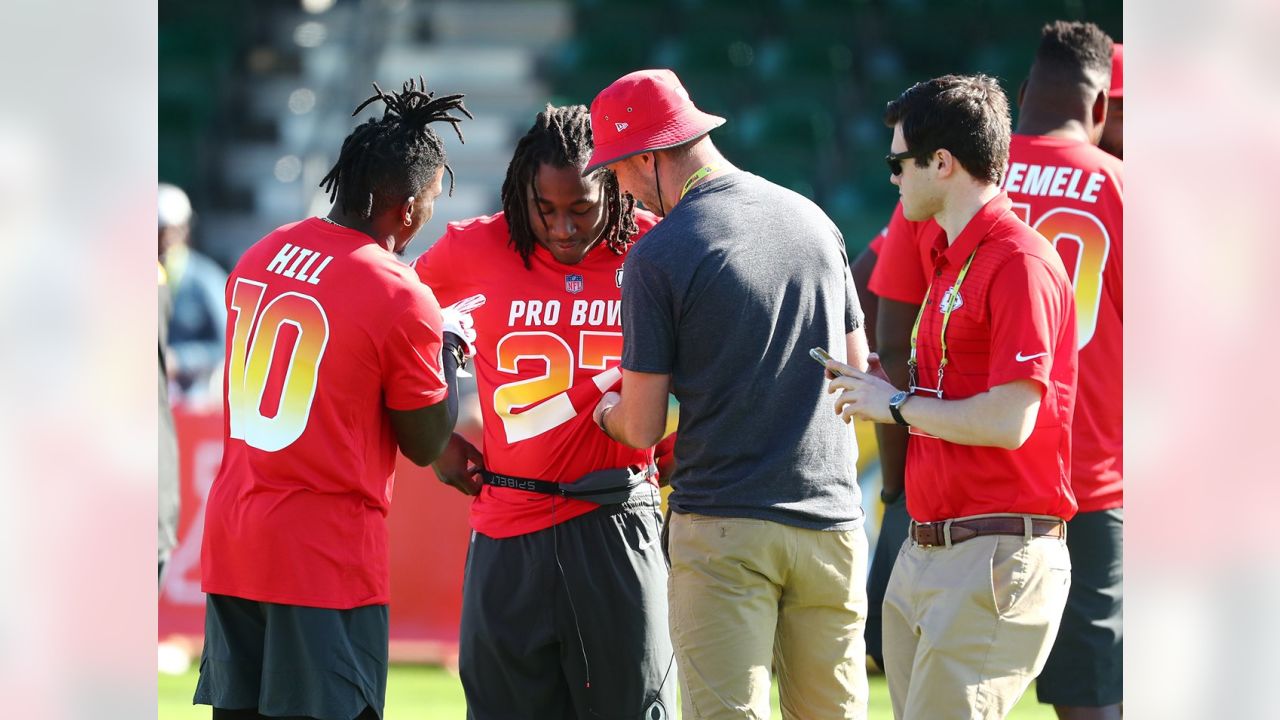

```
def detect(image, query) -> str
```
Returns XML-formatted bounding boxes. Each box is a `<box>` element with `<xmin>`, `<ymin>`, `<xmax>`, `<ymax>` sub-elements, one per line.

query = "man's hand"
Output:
<box><xmin>432</xmin><ymin>433</ymin><xmax>485</xmax><ymax>496</ymax></box>
<box><xmin>826</xmin><ymin>353</ymin><xmax>900</xmax><ymax>425</ymax></box>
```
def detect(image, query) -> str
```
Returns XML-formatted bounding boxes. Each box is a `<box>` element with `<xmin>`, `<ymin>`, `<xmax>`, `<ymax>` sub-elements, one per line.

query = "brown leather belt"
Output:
<box><xmin>910</xmin><ymin>516</ymin><xmax>1065</xmax><ymax>548</ymax></box>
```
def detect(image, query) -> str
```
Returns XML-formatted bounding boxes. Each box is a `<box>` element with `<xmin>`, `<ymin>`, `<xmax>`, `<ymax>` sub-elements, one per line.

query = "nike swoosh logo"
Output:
<box><xmin>1015</xmin><ymin>351</ymin><xmax>1049</xmax><ymax>362</ymax></box>
<box><xmin>637</xmin><ymin>535</ymin><xmax>659</xmax><ymax>552</ymax></box>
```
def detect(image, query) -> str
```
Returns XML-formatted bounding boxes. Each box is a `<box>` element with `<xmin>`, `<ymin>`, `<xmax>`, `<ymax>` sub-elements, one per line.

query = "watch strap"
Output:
<box><xmin>889</xmin><ymin>393</ymin><xmax>911</xmax><ymax>427</ymax></box>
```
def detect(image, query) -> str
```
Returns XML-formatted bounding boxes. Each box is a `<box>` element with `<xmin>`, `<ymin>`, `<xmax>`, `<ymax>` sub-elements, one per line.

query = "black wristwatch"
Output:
<box><xmin>889</xmin><ymin>390</ymin><xmax>911</xmax><ymax>427</ymax></box>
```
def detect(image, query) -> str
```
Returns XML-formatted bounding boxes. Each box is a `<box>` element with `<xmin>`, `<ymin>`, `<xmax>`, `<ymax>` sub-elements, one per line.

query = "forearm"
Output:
<box><xmin>874</xmin><ymin>423</ymin><xmax>908</xmax><ymax>498</ymax></box>
<box><xmin>439</xmin><ymin>333</ymin><xmax>465</xmax><ymax>433</ymax></box>
<box><xmin>897</xmin><ymin>384</ymin><xmax>1040</xmax><ymax>450</ymax></box>
<box><xmin>875</xmin><ymin>298</ymin><xmax>917</xmax><ymax>387</ymax></box>
<box><xmin>600</xmin><ymin>397</ymin><xmax>665</xmax><ymax>449</ymax></box>
<box><xmin>845</xmin><ymin>329</ymin><xmax>870</xmax><ymax>372</ymax></box>
<box><xmin>596</xmin><ymin>369</ymin><xmax>672</xmax><ymax>450</ymax></box>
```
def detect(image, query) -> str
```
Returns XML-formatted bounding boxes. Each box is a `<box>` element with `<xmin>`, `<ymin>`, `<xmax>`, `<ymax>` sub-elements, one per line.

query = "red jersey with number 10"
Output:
<box><xmin>413</xmin><ymin>210</ymin><xmax>660</xmax><ymax>539</ymax></box>
<box><xmin>202</xmin><ymin>218</ymin><xmax>449</xmax><ymax>609</ymax></box>
<box><xmin>870</xmin><ymin>134</ymin><xmax>1123</xmax><ymax>512</ymax></box>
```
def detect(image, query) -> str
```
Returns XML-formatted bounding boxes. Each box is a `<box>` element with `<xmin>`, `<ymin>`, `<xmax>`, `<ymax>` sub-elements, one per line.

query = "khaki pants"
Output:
<box><xmin>882</xmin><ymin>524</ymin><xmax>1071</xmax><ymax>720</ymax></box>
<box><xmin>667</xmin><ymin>512</ymin><xmax>869</xmax><ymax>719</ymax></box>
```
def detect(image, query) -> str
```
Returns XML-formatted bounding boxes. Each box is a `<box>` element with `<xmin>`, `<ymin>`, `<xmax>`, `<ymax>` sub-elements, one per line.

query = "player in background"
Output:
<box><xmin>195</xmin><ymin>79</ymin><xmax>475</xmax><ymax>720</ymax></box>
<box><xmin>412</xmin><ymin>104</ymin><xmax>674</xmax><ymax>720</ymax></box>
<box><xmin>1099</xmin><ymin>43</ymin><xmax>1123</xmax><ymax>159</ymax></box>
<box><xmin>847</xmin><ymin>227</ymin><xmax>911</xmax><ymax>674</ymax></box>
<box><xmin>869</xmin><ymin>23</ymin><xmax>1122</xmax><ymax>720</ymax></box>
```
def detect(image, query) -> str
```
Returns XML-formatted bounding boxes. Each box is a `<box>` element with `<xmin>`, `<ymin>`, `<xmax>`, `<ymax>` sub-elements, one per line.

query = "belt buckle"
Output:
<box><xmin>914</xmin><ymin>521</ymin><xmax>938</xmax><ymax>548</ymax></box>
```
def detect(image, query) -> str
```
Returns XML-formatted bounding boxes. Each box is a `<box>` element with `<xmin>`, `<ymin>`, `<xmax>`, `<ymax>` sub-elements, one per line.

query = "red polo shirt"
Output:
<box><xmin>904</xmin><ymin>193</ymin><xmax>1078</xmax><ymax>523</ymax></box>
<box><xmin>872</xmin><ymin>135</ymin><xmax>1123</xmax><ymax>513</ymax></box>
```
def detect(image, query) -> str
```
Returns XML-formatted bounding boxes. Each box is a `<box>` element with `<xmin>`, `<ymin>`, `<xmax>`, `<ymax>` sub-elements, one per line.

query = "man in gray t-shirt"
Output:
<box><xmin>585</xmin><ymin>68</ymin><xmax>872</xmax><ymax>720</ymax></box>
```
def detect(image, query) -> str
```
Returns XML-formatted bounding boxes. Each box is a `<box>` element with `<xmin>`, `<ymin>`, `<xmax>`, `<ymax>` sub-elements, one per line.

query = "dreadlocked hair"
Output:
<box><xmin>501</xmin><ymin>104</ymin><xmax>638</xmax><ymax>269</ymax></box>
<box><xmin>319</xmin><ymin>77</ymin><xmax>472</xmax><ymax>220</ymax></box>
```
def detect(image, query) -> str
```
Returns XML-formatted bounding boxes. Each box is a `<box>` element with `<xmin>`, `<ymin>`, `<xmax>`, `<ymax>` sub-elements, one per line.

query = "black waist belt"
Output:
<box><xmin>481</xmin><ymin>464</ymin><xmax>656</xmax><ymax>505</ymax></box>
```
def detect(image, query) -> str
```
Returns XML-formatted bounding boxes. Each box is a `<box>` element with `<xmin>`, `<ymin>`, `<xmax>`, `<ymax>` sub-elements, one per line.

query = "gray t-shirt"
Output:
<box><xmin>621</xmin><ymin>171</ymin><xmax>864</xmax><ymax>530</ymax></box>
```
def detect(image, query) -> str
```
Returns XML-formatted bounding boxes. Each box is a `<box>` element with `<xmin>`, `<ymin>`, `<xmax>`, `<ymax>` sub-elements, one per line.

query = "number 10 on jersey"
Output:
<box><xmin>226</xmin><ymin>278</ymin><xmax>330</xmax><ymax>452</ymax></box>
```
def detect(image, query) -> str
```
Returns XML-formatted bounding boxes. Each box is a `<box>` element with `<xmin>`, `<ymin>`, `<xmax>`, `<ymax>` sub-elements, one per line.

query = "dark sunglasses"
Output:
<box><xmin>885</xmin><ymin>147</ymin><xmax>933</xmax><ymax>176</ymax></box>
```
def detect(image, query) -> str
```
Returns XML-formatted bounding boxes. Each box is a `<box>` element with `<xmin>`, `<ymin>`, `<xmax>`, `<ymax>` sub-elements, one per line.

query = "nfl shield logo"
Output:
<box><xmin>565</xmin><ymin>274</ymin><xmax>584</xmax><ymax>294</ymax></box>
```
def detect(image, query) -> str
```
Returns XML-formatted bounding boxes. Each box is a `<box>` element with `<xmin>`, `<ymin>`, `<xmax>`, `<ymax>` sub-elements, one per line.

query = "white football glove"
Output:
<box><xmin>440</xmin><ymin>294</ymin><xmax>485</xmax><ymax>366</ymax></box>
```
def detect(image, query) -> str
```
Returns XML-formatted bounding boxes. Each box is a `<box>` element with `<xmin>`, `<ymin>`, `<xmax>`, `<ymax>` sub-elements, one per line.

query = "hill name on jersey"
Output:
<box><xmin>264</xmin><ymin>243</ymin><xmax>335</xmax><ymax>285</ymax></box>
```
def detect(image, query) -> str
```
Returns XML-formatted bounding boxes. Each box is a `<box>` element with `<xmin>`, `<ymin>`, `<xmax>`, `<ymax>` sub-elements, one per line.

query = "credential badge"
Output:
<box><xmin>938</xmin><ymin>286</ymin><xmax>964</xmax><ymax>313</ymax></box>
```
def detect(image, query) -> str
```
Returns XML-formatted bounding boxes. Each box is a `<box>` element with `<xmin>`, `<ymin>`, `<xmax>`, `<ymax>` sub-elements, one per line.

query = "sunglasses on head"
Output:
<box><xmin>886</xmin><ymin>147</ymin><xmax>933</xmax><ymax>176</ymax></box>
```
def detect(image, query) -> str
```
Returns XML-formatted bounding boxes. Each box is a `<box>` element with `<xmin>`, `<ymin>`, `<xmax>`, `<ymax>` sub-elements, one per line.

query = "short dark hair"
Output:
<box><xmin>884</xmin><ymin>74</ymin><xmax>1011</xmax><ymax>186</ymax></box>
<box><xmin>1033</xmin><ymin>20</ymin><xmax>1114</xmax><ymax>92</ymax></box>
<box><xmin>320</xmin><ymin>78</ymin><xmax>472</xmax><ymax>219</ymax></box>
<box><xmin>501</xmin><ymin>104</ymin><xmax>639</xmax><ymax>269</ymax></box>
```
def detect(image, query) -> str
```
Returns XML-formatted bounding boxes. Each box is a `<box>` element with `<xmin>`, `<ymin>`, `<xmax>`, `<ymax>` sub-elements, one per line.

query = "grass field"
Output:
<box><xmin>159</xmin><ymin>664</ymin><xmax>1057</xmax><ymax>719</ymax></box>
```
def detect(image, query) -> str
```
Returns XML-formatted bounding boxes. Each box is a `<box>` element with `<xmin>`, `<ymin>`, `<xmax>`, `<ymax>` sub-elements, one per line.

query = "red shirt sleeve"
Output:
<box><xmin>868</xmin><ymin>230</ymin><xmax>885</xmax><ymax>255</ymax></box>
<box><xmin>381</xmin><ymin>287</ymin><xmax>448</xmax><ymax>410</ymax></box>
<box><xmin>986</xmin><ymin>252</ymin><xmax>1073</xmax><ymax>391</ymax></box>
<box><xmin>868</xmin><ymin>204</ymin><xmax>929</xmax><ymax>304</ymax></box>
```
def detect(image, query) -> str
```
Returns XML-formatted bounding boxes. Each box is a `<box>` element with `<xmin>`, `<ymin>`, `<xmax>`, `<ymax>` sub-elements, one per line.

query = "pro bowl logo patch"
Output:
<box><xmin>615</xmin><ymin>268</ymin><xmax>624</xmax><ymax>288</ymax></box>
<box><xmin>938</xmin><ymin>286</ymin><xmax>963</xmax><ymax>313</ymax></box>
<box><xmin>565</xmin><ymin>273</ymin><xmax>584</xmax><ymax>294</ymax></box>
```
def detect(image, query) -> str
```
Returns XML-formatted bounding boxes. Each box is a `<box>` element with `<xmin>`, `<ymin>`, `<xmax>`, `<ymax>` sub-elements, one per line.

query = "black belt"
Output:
<box><xmin>481</xmin><ymin>464</ymin><xmax>656</xmax><ymax>505</ymax></box>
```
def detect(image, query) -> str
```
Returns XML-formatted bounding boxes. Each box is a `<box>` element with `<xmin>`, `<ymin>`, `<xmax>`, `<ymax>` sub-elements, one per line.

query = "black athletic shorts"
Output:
<box><xmin>193</xmin><ymin>593</ymin><xmax>389</xmax><ymax>720</ymax></box>
<box><xmin>459</xmin><ymin>486</ymin><xmax>676</xmax><ymax>720</ymax></box>
<box><xmin>1036</xmin><ymin>508</ymin><xmax>1123</xmax><ymax>706</ymax></box>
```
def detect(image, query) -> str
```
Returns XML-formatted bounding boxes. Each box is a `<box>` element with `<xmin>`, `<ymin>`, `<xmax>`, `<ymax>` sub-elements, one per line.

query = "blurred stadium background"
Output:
<box><xmin>160</xmin><ymin>0</ymin><xmax>1120</xmax><ymax>268</ymax></box>
<box><xmin>159</xmin><ymin>0</ymin><xmax>1119</xmax><ymax>715</ymax></box>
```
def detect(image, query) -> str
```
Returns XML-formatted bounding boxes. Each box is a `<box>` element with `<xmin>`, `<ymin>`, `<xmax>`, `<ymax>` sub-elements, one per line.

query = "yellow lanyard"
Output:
<box><xmin>907</xmin><ymin>245</ymin><xmax>980</xmax><ymax>397</ymax></box>
<box><xmin>680</xmin><ymin>164</ymin><xmax>720</xmax><ymax>199</ymax></box>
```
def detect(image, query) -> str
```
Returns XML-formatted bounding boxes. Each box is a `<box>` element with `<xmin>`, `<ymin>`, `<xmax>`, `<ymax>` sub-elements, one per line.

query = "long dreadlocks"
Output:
<box><xmin>320</xmin><ymin>77</ymin><xmax>472</xmax><ymax>220</ymax></box>
<box><xmin>501</xmin><ymin>104</ymin><xmax>638</xmax><ymax>269</ymax></box>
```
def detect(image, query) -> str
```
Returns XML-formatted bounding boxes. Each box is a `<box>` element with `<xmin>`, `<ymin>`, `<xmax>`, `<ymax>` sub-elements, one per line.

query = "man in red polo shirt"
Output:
<box><xmin>827</xmin><ymin>73</ymin><xmax>1078</xmax><ymax>719</ymax></box>
<box><xmin>869</xmin><ymin>23</ymin><xmax>1123</xmax><ymax>719</ymax></box>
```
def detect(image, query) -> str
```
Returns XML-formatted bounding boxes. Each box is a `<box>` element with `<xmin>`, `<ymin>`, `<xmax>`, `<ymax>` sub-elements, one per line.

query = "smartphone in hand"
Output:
<box><xmin>809</xmin><ymin>347</ymin><xmax>834</xmax><ymax>367</ymax></box>
<box><xmin>810</xmin><ymin>347</ymin><xmax>853</xmax><ymax>379</ymax></box>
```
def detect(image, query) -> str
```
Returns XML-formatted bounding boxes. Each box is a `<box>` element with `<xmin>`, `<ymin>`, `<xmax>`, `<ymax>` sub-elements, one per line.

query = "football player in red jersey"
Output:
<box><xmin>412</xmin><ymin>104</ymin><xmax>674</xmax><ymax>720</ymax></box>
<box><xmin>195</xmin><ymin>79</ymin><xmax>474</xmax><ymax>720</ymax></box>
<box><xmin>869</xmin><ymin>22</ymin><xmax>1123</xmax><ymax>720</ymax></box>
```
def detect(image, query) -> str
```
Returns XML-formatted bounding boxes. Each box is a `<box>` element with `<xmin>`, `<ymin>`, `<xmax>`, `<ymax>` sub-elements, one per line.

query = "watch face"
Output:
<box><xmin>890</xmin><ymin>391</ymin><xmax>908</xmax><ymax>407</ymax></box>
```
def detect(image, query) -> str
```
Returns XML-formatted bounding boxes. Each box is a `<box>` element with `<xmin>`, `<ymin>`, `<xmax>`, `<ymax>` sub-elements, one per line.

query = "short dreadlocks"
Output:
<box><xmin>320</xmin><ymin>77</ymin><xmax>472</xmax><ymax>219</ymax></box>
<box><xmin>501</xmin><ymin>104</ymin><xmax>638</xmax><ymax>269</ymax></box>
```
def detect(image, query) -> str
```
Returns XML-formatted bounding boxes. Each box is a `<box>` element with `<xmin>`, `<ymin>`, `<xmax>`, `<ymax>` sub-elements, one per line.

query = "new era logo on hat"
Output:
<box><xmin>584</xmin><ymin>69</ymin><xmax>726</xmax><ymax>174</ymax></box>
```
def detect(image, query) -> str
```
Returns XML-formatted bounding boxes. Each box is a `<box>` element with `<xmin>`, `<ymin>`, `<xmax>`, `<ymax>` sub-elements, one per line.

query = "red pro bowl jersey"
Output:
<box><xmin>905</xmin><ymin>194</ymin><xmax>1079</xmax><ymax>523</ymax></box>
<box><xmin>201</xmin><ymin>218</ymin><xmax>448</xmax><ymax>609</ymax></box>
<box><xmin>413</xmin><ymin>210</ymin><xmax>661</xmax><ymax>539</ymax></box>
<box><xmin>870</xmin><ymin>135</ymin><xmax>1123</xmax><ymax>512</ymax></box>
<box><xmin>1002</xmin><ymin>134</ymin><xmax>1123</xmax><ymax>511</ymax></box>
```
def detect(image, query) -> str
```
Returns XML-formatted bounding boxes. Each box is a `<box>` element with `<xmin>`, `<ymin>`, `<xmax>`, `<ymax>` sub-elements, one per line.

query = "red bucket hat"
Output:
<box><xmin>1109</xmin><ymin>43</ymin><xmax>1123</xmax><ymax>98</ymax></box>
<box><xmin>584</xmin><ymin>69</ymin><xmax>726</xmax><ymax>174</ymax></box>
